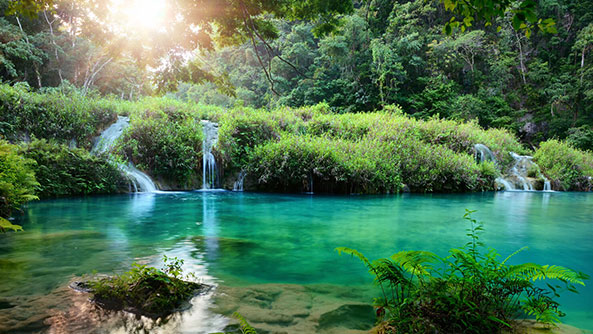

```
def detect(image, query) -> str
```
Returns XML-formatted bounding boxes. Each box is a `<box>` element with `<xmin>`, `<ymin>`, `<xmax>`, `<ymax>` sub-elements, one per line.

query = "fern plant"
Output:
<box><xmin>337</xmin><ymin>209</ymin><xmax>588</xmax><ymax>334</ymax></box>
<box><xmin>233</xmin><ymin>312</ymin><xmax>258</xmax><ymax>334</ymax></box>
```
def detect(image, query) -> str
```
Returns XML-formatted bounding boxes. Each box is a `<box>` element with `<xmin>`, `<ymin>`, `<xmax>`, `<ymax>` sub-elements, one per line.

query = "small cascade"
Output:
<box><xmin>303</xmin><ymin>174</ymin><xmax>314</xmax><ymax>194</ymax></box>
<box><xmin>495</xmin><ymin>177</ymin><xmax>515</xmax><ymax>191</ymax></box>
<box><xmin>119</xmin><ymin>163</ymin><xmax>157</xmax><ymax>193</ymax></box>
<box><xmin>474</xmin><ymin>144</ymin><xmax>498</xmax><ymax>164</ymax></box>
<box><xmin>93</xmin><ymin>116</ymin><xmax>157</xmax><ymax>192</ymax></box>
<box><xmin>92</xmin><ymin>116</ymin><xmax>130</xmax><ymax>155</ymax></box>
<box><xmin>201</xmin><ymin>121</ymin><xmax>219</xmax><ymax>190</ymax></box>
<box><xmin>233</xmin><ymin>171</ymin><xmax>246</xmax><ymax>192</ymax></box>
<box><xmin>473</xmin><ymin>144</ymin><xmax>552</xmax><ymax>192</ymax></box>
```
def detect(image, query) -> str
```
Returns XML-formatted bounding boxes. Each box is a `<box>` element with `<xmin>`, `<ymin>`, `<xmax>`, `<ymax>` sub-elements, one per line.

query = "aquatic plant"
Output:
<box><xmin>86</xmin><ymin>256</ymin><xmax>205</xmax><ymax>319</ymax></box>
<box><xmin>337</xmin><ymin>210</ymin><xmax>588</xmax><ymax>333</ymax></box>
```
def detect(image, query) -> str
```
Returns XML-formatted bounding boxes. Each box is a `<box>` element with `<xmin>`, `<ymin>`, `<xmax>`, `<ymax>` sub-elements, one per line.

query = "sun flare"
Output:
<box><xmin>111</xmin><ymin>0</ymin><xmax>168</xmax><ymax>32</ymax></box>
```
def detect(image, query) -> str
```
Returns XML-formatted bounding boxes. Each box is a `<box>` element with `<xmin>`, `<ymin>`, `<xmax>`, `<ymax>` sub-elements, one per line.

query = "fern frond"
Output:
<box><xmin>390</xmin><ymin>250</ymin><xmax>439</xmax><ymax>276</ymax></box>
<box><xmin>507</xmin><ymin>263</ymin><xmax>587</xmax><ymax>286</ymax></box>
<box><xmin>336</xmin><ymin>247</ymin><xmax>373</xmax><ymax>268</ymax></box>
<box><xmin>500</xmin><ymin>246</ymin><xmax>529</xmax><ymax>266</ymax></box>
<box><xmin>233</xmin><ymin>312</ymin><xmax>258</xmax><ymax>334</ymax></box>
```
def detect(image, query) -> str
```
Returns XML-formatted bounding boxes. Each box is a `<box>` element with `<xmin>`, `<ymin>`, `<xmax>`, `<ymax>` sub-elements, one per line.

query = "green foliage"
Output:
<box><xmin>19</xmin><ymin>139</ymin><xmax>126</xmax><ymax>198</ymax></box>
<box><xmin>0</xmin><ymin>139</ymin><xmax>37</xmax><ymax>219</ymax></box>
<box><xmin>566</xmin><ymin>126</ymin><xmax>593</xmax><ymax>152</ymax></box>
<box><xmin>233</xmin><ymin>312</ymin><xmax>258</xmax><ymax>334</ymax></box>
<box><xmin>337</xmin><ymin>210</ymin><xmax>588</xmax><ymax>333</ymax></box>
<box><xmin>0</xmin><ymin>83</ymin><xmax>118</xmax><ymax>148</ymax></box>
<box><xmin>533</xmin><ymin>140</ymin><xmax>593</xmax><ymax>191</ymax></box>
<box><xmin>0</xmin><ymin>216</ymin><xmax>22</xmax><ymax>232</ymax></box>
<box><xmin>115</xmin><ymin>98</ymin><xmax>210</xmax><ymax>188</ymax></box>
<box><xmin>217</xmin><ymin>105</ymin><xmax>521</xmax><ymax>193</ymax></box>
<box><xmin>87</xmin><ymin>256</ymin><xmax>203</xmax><ymax>319</ymax></box>
<box><xmin>440</xmin><ymin>0</ymin><xmax>556</xmax><ymax>36</ymax></box>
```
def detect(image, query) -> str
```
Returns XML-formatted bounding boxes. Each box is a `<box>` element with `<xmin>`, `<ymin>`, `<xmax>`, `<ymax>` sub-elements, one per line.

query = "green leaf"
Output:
<box><xmin>0</xmin><ymin>217</ymin><xmax>23</xmax><ymax>233</ymax></box>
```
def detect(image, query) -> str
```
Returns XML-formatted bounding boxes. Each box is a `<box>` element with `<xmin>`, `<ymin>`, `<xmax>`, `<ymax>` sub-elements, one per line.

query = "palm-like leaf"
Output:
<box><xmin>506</xmin><ymin>263</ymin><xmax>588</xmax><ymax>285</ymax></box>
<box><xmin>390</xmin><ymin>250</ymin><xmax>439</xmax><ymax>276</ymax></box>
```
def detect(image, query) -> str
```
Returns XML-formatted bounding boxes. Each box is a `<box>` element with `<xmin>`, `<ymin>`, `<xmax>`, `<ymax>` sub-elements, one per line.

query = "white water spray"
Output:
<box><xmin>201</xmin><ymin>121</ymin><xmax>219</xmax><ymax>190</ymax></box>
<box><xmin>93</xmin><ymin>116</ymin><xmax>157</xmax><ymax>192</ymax></box>
<box><xmin>92</xmin><ymin>116</ymin><xmax>129</xmax><ymax>155</ymax></box>
<box><xmin>233</xmin><ymin>170</ymin><xmax>246</xmax><ymax>192</ymax></box>
<box><xmin>473</xmin><ymin>144</ymin><xmax>552</xmax><ymax>191</ymax></box>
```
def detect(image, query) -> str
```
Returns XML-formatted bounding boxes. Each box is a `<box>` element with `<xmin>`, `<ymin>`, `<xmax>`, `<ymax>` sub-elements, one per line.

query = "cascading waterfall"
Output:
<box><xmin>508</xmin><ymin>152</ymin><xmax>535</xmax><ymax>191</ymax></box>
<box><xmin>474</xmin><ymin>144</ymin><xmax>498</xmax><ymax>164</ymax></box>
<box><xmin>473</xmin><ymin>144</ymin><xmax>552</xmax><ymax>192</ymax></box>
<box><xmin>91</xmin><ymin>116</ymin><xmax>129</xmax><ymax>155</ymax></box>
<box><xmin>92</xmin><ymin>116</ymin><xmax>157</xmax><ymax>192</ymax></box>
<box><xmin>201</xmin><ymin>120</ymin><xmax>219</xmax><ymax>190</ymax></box>
<box><xmin>233</xmin><ymin>171</ymin><xmax>246</xmax><ymax>192</ymax></box>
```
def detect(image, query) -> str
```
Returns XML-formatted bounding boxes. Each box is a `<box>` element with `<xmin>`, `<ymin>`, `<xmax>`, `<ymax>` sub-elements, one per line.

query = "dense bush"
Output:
<box><xmin>533</xmin><ymin>140</ymin><xmax>593</xmax><ymax>191</ymax></box>
<box><xmin>566</xmin><ymin>126</ymin><xmax>593</xmax><ymax>152</ymax></box>
<box><xmin>217</xmin><ymin>105</ymin><xmax>318</xmax><ymax>169</ymax></box>
<box><xmin>115</xmin><ymin>98</ymin><xmax>207</xmax><ymax>188</ymax></box>
<box><xmin>0</xmin><ymin>140</ymin><xmax>37</xmax><ymax>222</ymax></box>
<box><xmin>248</xmin><ymin>134</ymin><xmax>401</xmax><ymax>193</ymax></box>
<box><xmin>216</xmin><ymin>105</ymin><xmax>510</xmax><ymax>193</ymax></box>
<box><xmin>20</xmin><ymin>139</ymin><xmax>127</xmax><ymax>198</ymax></box>
<box><xmin>0</xmin><ymin>83</ymin><xmax>118</xmax><ymax>148</ymax></box>
<box><xmin>338</xmin><ymin>210</ymin><xmax>588</xmax><ymax>333</ymax></box>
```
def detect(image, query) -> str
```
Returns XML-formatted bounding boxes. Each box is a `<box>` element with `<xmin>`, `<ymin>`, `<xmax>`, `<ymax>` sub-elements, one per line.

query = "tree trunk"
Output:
<box><xmin>15</xmin><ymin>16</ymin><xmax>42</xmax><ymax>88</ymax></box>
<box><xmin>44</xmin><ymin>11</ymin><xmax>63</xmax><ymax>85</ymax></box>
<box><xmin>581</xmin><ymin>47</ymin><xmax>586</xmax><ymax>85</ymax></box>
<box><xmin>515</xmin><ymin>31</ymin><xmax>527</xmax><ymax>84</ymax></box>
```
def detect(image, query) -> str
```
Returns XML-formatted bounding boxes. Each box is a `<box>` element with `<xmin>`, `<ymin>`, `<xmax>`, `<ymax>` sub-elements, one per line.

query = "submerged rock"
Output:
<box><xmin>214</xmin><ymin>283</ymin><xmax>377</xmax><ymax>334</ymax></box>
<box><xmin>317</xmin><ymin>304</ymin><xmax>375</xmax><ymax>331</ymax></box>
<box><xmin>71</xmin><ymin>275</ymin><xmax>211</xmax><ymax>320</ymax></box>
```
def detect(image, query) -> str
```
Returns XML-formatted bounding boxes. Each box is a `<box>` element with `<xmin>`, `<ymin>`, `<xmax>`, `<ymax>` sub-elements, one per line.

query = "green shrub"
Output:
<box><xmin>337</xmin><ymin>210</ymin><xmax>588</xmax><ymax>333</ymax></box>
<box><xmin>87</xmin><ymin>256</ymin><xmax>205</xmax><ymax>319</ymax></box>
<box><xmin>115</xmin><ymin>99</ymin><xmax>205</xmax><ymax>188</ymax></box>
<box><xmin>533</xmin><ymin>140</ymin><xmax>593</xmax><ymax>191</ymax></box>
<box><xmin>0</xmin><ymin>83</ymin><xmax>118</xmax><ymax>148</ymax></box>
<box><xmin>214</xmin><ymin>104</ymin><xmax>515</xmax><ymax>193</ymax></box>
<box><xmin>20</xmin><ymin>139</ymin><xmax>126</xmax><ymax>198</ymax></box>
<box><xmin>247</xmin><ymin>134</ymin><xmax>401</xmax><ymax>193</ymax></box>
<box><xmin>217</xmin><ymin>106</ymin><xmax>308</xmax><ymax>170</ymax></box>
<box><xmin>0</xmin><ymin>139</ymin><xmax>38</xmax><ymax>220</ymax></box>
<box><xmin>566</xmin><ymin>126</ymin><xmax>593</xmax><ymax>152</ymax></box>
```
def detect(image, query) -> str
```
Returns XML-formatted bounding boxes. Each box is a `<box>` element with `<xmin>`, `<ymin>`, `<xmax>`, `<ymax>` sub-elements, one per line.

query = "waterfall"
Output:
<box><xmin>473</xmin><ymin>144</ymin><xmax>552</xmax><ymax>192</ymax></box>
<box><xmin>233</xmin><ymin>171</ymin><xmax>246</xmax><ymax>192</ymax></box>
<box><xmin>119</xmin><ymin>163</ymin><xmax>157</xmax><ymax>192</ymax></box>
<box><xmin>201</xmin><ymin>121</ymin><xmax>219</xmax><ymax>190</ymax></box>
<box><xmin>92</xmin><ymin>116</ymin><xmax>129</xmax><ymax>155</ymax></box>
<box><xmin>93</xmin><ymin>116</ymin><xmax>157</xmax><ymax>192</ymax></box>
<box><xmin>474</xmin><ymin>144</ymin><xmax>498</xmax><ymax>164</ymax></box>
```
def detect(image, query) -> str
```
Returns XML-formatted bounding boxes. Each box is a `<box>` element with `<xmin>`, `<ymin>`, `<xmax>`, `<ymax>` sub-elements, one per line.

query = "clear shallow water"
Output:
<box><xmin>1</xmin><ymin>191</ymin><xmax>592</xmax><ymax>332</ymax></box>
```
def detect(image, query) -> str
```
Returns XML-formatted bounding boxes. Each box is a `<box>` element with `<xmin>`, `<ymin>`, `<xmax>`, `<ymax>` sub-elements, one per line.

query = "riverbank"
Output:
<box><xmin>3</xmin><ymin>83</ymin><xmax>593</xmax><ymax>199</ymax></box>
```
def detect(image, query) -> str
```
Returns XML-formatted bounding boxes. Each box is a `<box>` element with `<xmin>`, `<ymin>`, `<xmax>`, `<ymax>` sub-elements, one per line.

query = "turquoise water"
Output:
<box><xmin>1</xmin><ymin>191</ymin><xmax>592</xmax><ymax>332</ymax></box>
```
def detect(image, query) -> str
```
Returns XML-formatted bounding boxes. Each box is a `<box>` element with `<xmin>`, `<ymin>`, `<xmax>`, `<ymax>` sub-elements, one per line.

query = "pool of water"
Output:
<box><xmin>1</xmin><ymin>191</ymin><xmax>592</xmax><ymax>333</ymax></box>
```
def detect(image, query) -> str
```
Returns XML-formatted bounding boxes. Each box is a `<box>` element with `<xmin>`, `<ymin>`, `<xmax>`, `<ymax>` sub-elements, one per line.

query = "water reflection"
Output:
<box><xmin>202</xmin><ymin>193</ymin><xmax>220</xmax><ymax>261</ymax></box>
<box><xmin>128</xmin><ymin>193</ymin><xmax>156</xmax><ymax>219</ymax></box>
<box><xmin>2</xmin><ymin>191</ymin><xmax>592</xmax><ymax>332</ymax></box>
